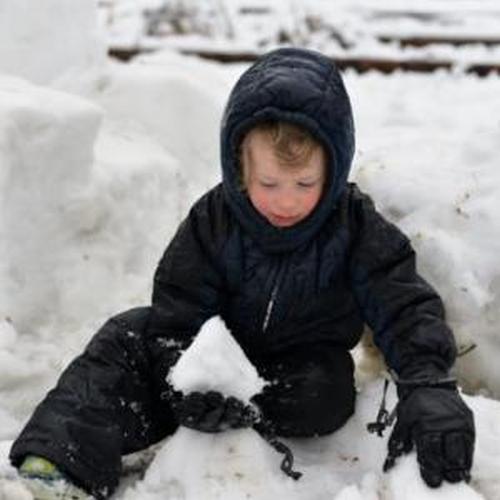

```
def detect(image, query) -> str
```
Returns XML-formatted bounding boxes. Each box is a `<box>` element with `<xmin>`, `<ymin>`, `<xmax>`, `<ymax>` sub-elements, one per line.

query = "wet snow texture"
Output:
<box><xmin>1</xmin><ymin>1</ymin><xmax>500</xmax><ymax>499</ymax></box>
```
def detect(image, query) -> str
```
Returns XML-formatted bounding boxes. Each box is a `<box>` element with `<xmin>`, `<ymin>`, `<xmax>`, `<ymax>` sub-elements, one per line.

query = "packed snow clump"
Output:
<box><xmin>169</xmin><ymin>316</ymin><xmax>265</xmax><ymax>401</ymax></box>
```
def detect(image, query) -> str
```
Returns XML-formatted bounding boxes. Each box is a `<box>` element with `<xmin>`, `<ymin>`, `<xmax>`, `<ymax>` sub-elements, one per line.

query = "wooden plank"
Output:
<box><xmin>467</xmin><ymin>63</ymin><xmax>500</xmax><ymax>76</ymax></box>
<box><xmin>332</xmin><ymin>56</ymin><xmax>453</xmax><ymax>74</ymax></box>
<box><xmin>108</xmin><ymin>46</ymin><xmax>500</xmax><ymax>76</ymax></box>
<box><xmin>177</xmin><ymin>49</ymin><xmax>455</xmax><ymax>73</ymax></box>
<box><xmin>378</xmin><ymin>34</ymin><xmax>500</xmax><ymax>48</ymax></box>
<box><xmin>108</xmin><ymin>46</ymin><xmax>156</xmax><ymax>62</ymax></box>
<box><xmin>179</xmin><ymin>49</ymin><xmax>260</xmax><ymax>63</ymax></box>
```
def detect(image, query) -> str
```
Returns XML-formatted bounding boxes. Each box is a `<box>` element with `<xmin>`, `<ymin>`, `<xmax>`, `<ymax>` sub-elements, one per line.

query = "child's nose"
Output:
<box><xmin>276</xmin><ymin>192</ymin><xmax>299</xmax><ymax>213</ymax></box>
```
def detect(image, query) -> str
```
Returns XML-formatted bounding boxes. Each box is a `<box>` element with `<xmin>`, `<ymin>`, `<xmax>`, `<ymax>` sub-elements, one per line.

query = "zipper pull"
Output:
<box><xmin>262</xmin><ymin>282</ymin><xmax>279</xmax><ymax>333</ymax></box>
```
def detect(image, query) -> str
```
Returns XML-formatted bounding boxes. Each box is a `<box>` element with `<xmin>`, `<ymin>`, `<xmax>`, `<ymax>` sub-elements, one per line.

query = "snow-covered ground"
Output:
<box><xmin>1</xmin><ymin>1</ymin><xmax>500</xmax><ymax>499</ymax></box>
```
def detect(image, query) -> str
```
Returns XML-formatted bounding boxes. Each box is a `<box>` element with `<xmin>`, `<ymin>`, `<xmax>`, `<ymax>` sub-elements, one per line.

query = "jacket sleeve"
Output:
<box><xmin>348</xmin><ymin>187</ymin><xmax>457</xmax><ymax>376</ymax></box>
<box><xmin>146</xmin><ymin>196</ymin><xmax>225</xmax><ymax>388</ymax></box>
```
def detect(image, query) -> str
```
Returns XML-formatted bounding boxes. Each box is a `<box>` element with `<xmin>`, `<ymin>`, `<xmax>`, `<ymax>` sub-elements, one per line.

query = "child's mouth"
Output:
<box><xmin>268</xmin><ymin>214</ymin><xmax>301</xmax><ymax>227</ymax></box>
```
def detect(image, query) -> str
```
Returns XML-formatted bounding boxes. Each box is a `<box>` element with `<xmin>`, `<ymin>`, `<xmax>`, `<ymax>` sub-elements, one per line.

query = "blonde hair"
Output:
<box><xmin>239</xmin><ymin>121</ymin><xmax>324</xmax><ymax>189</ymax></box>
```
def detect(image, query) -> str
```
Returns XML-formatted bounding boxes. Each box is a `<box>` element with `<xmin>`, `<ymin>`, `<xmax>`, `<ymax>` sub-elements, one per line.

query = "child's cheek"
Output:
<box><xmin>249</xmin><ymin>189</ymin><xmax>271</xmax><ymax>218</ymax></box>
<box><xmin>304</xmin><ymin>190</ymin><xmax>322</xmax><ymax>214</ymax></box>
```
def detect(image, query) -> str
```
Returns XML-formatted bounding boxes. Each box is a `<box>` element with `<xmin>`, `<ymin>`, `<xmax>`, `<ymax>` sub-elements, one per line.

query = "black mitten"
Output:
<box><xmin>385</xmin><ymin>384</ymin><xmax>475</xmax><ymax>487</ymax></box>
<box><xmin>171</xmin><ymin>390</ymin><xmax>258</xmax><ymax>433</ymax></box>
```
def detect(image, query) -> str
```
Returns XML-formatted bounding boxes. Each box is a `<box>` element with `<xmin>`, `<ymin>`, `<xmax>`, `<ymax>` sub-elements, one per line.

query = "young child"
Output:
<box><xmin>10</xmin><ymin>48</ymin><xmax>474</xmax><ymax>499</ymax></box>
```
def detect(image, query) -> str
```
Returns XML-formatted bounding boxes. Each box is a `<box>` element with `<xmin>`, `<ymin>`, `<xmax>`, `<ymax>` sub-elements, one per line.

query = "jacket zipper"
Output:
<box><xmin>262</xmin><ymin>281</ymin><xmax>279</xmax><ymax>333</ymax></box>
<box><xmin>261</xmin><ymin>259</ymin><xmax>284</xmax><ymax>333</ymax></box>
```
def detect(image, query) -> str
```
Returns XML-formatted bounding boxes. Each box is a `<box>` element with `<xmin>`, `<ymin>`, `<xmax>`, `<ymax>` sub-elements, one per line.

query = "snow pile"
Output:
<box><xmin>122</xmin><ymin>316</ymin><xmax>289</xmax><ymax>500</ymax></box>
<box><xmin>0</xmin><ymin>480</ymin><xmax>32</xmax><ymax>500</ymax></box>
<box><xmin>117</xmin><ymin>317</ymin><xmax>500</xmax><ymax>500</ymax></box>
<box><xmin>0</xmin><ymin>75</ymin><xmax>102</xmax><ymax>333</ymax></box>
<box><xmin>169</xmin><ymin>316</ymin><xmax>265</xmax><ymax>400</ymax></box>
<box><xmin>0</xmin><ymin>52</ymin><xmax>230</xmax><ymax>427</ymax></box>
<box><xmin>2</xmin><ymin>320</ymin><xmax>500</xmax><ymax>499</ymax></box>
<box><xmin>0</xmin><ymin>70</ymin><xmax>186</xmax><ymax>337</ymax></box>
<box><xmin>347</xmin><ymin>71</ymin><xmax>500</xmax><ymax>394</ymax></box>
<box><xmin>0</xmin><ymin>0</ymin><xmax>106</xmax><ymax>85</ymax></box>
<box><xmin>0</xmin><ymin>442</ymin><xmax>32</xmax><ymax>500</ymax></box>
<box><xmin>83</xmin><ymin>50</ymin><xmax>232</xmax><ymax>208</ymax></box>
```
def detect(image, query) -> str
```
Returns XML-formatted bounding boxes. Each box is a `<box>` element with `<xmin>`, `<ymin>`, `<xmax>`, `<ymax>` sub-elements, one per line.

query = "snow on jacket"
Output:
<box><xmin>146</xmin><ymin>48</ymin><xmax>457</xmax><ymax>386</ymax></box>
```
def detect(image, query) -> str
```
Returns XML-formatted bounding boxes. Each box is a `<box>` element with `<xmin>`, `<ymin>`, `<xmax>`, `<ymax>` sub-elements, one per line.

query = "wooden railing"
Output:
<box><xmin>108</xmin><ymin>46</ymin><xmax>500</xmax><ymax>76</ymax></box>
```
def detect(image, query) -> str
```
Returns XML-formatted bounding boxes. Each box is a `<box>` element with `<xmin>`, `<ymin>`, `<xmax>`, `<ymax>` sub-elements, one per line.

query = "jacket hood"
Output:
<box><xmin>220</xmin><ymin>47</ymin><xmax>355</xmax><ymax>253</ymax></box>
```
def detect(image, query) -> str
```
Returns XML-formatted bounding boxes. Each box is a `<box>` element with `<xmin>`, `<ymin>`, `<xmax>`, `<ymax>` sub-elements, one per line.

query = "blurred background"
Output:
<box><xmin>99</xmin><ymin>0</ymin><xmax>500</xmax><ymax>75</ymax></box>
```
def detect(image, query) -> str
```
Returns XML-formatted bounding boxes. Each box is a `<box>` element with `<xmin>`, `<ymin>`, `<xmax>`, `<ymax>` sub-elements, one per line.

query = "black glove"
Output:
<box><xmin>171</xmin><ymin>390</ymin><xmax>258</xmax><ymax>433</ymax></box>
<box><xmin>385</xmin><ymin>383</ymin><xmax>475</xmax><ymax>487</ymax></box>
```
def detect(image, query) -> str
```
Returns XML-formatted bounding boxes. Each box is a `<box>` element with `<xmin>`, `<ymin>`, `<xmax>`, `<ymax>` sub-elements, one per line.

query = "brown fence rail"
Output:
<box><xmin>378</xmin><ymin>34</ymin><xmax>500</xmax><ymax>48</ymax></box>
<box><xmin>108</xmin><ymin>47</ymin><xmax>500</xmax><ymax>76</ymax></box>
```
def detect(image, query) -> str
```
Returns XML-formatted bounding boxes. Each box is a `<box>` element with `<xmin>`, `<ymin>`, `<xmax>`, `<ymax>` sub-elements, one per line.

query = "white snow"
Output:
<box><xmin>346</xmin><ymin>71</ymin><xmax>500</xmax><ymax>394</ymax></box>
<box><xmin>0</xmin><ymin>75</ymin><xmax>102</xmax><ymax>333</ymax></box>
<box><xmin>1</xmin><ymin>3</ymin><xmax>500</xmax><ymax>500</ymax></box>
<box><xmin>0</xmin><ymin>0</ymin><xmax>106</xmax><ymax>85</ymax></box>
<box><xmin>169</xmin><ymin>316</ymin><xmax>265</xmax><ymax>401</ymax></box>
<box><xmin>100</xmin><ymin>0</ymin><xmax>500</xmax><ymax>70</ymax></box>
<box><xmin>121</xmin><ymin>317</ymin><xmax>500</xmax><ymax>500</ymax></box>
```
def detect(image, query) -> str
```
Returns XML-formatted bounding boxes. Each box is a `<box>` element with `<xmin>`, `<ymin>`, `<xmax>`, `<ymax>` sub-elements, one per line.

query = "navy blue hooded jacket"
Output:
<box><xmin>148</xmin><ymin>47</ymin><xmax>457</xmax><ymax>382</ymax></box>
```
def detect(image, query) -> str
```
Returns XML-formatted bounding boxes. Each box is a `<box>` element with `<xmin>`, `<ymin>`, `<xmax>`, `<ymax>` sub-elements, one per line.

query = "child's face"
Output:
<box><xmin>242</xmin><ymin>131</ymin><xmax>326</xmax><ymax>228</ymax></box>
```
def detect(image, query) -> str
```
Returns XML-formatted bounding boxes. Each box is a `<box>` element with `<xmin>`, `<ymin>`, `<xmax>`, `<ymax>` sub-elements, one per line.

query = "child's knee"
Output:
<box><xmin>255</xmin><ymin>349</ymin><xmax>356</xmax><ymax>436</ymax></box>
<box><xmin>86</xmin><ymin>307</ymin><xmax>151</xmax><ymax>351</ymax></box>
<box><xmin>107</xmin><ymin>306</ymin><xmax>152</xmax><ymax>337</ymax></box>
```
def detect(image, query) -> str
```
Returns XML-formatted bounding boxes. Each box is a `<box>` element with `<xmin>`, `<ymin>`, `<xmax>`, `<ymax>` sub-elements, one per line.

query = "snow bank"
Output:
<box><xmin>0</xmin><ymin>75</ymin><xmax>102</xmax><ymax>333</ymax></box>
<box><xmin>120</xmin><ymin>317</ymin><xmax>500</xmax><ymax>500</ymax></box>
<box><xmin>54</xmin><ymin>49</ymin><xmax>233</xmax><ymax>215</ymax></box>
<box><xmin>347</xmin><ymin>70</ymin><xmax>500</xmax><ymax>395</ymax></box>
<box><xmin>4</xmin><ymin>377</ymin><xmax>495</xmax><ymax>499</ymax></box>
<box><xmin>84</xmin><ymin>50</ymin><xmax>233</xmax><ymax>211</ymax></box>
<box><xmin>0</xmin><ymin>52</ymin><xmax>229</xmax><ymax>426</ymax></box>
<box><xmin>0</xmin><ymin>0</ymin><xmax>105</xmax><ymax>85</ymax></box>
<box><xmin>0</xmin><ymin>73</ymin><xmax>181</xmax><ymax>338</ymax></box>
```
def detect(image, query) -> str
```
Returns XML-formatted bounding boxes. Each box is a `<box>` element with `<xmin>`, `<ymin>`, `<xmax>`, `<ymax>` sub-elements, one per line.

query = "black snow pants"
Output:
<box><xmin>10</xmin><ymin>307</ymin><xmax>355</xmax><ymax>499</ymax></box>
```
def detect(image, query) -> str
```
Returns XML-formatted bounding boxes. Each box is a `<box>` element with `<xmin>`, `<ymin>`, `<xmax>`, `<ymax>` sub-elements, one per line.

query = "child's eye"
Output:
<box><xmin>260</xmin><ymin>181</ymin><xmax>277</xmax><ymax>188</ymax></box>
<box><xmin>298</xmin><ymin>181</ymin><xmax>317</xmax><ymax>188</ymax></box>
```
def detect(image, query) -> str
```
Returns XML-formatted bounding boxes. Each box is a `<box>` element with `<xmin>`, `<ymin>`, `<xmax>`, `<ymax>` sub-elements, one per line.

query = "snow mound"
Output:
<box><xmin>169</xmin><ymin>315</ymin><xmax>265</xmax><ymax>402</ymax></box>
<box><xmin>0</xmin><ymin>75</ymin><xmax>102</xmax><ymax>333</ymax></box>
<box><xmin>2</xmin><ymin>382</ymin><xmax>499</xmax><ymax>499</ymax></box>
<box><xmin>125</xmin><ymin>316</ymin><xmax>290</xmax><ymax>500</ymax></box>
<box><xmin>0</xmin><ymin>480</ymin><xmax>32</xmax><ymax>500</ymax></box>
<box><xmin>0</xmin><ymin>0</ymin><xmax>105</xmax><ymax>85</ymax></box>
<box><xmin>122</xmin><ymin>428</ymin><xmax>296</xmax><ymax>500</ymax></box>
<box><xmin>0</xmin><ymin>74</ymin><xmax>181</xmax><ymax>338</ymax></box>
<box><xmin>82</xmin><ymin>51</ymin><xmax>233</xmax><ymax>211</ymax></box>
<box><xmin>348</xmin><ymin>71</ymin><xmax>500</xmax><ymax>395</ymax></box>
<box><xmin>121</xmin><ymin>317</ymin><xmax>498</xmax><ymax>500</ymax></box>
